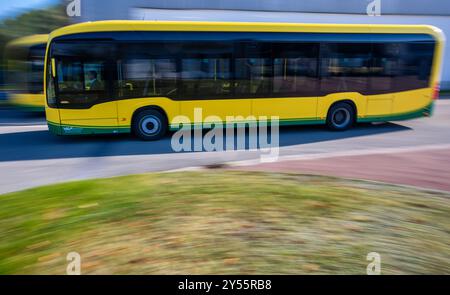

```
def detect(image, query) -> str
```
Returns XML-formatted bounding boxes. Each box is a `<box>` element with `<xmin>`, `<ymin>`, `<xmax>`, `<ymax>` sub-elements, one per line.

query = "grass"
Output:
<box><xmin>0</xmin><ymin>171</ymin><xmax>449</xmax><ymax>274</ymax></box>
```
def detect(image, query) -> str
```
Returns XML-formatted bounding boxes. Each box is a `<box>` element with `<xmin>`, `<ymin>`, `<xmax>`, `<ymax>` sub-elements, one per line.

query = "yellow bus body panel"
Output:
<box><xmin>392</xmin><ymin>88</ymin><xmax>433</xmax><ymax>114</ymax></box>
<box><xmin>253</xmin><ymin>97</ymin><xmax>318</xmax><ymax>120</ymax></box>
<box><xmin>58</xmin><ymin>102</ymin><xmax>117</xmax><ymax>120</ymax></box>
<box><xmin>366</xmin><ymin>98</ymin><xmax>393</xmax><ymax>116</ymax></box>
<box><xmin>180</xmin><ymin>99</ymin><xmax>252</xmax><ymax>124</ymax></box>
<box><xmin>59</xmin><ymin>101</ymin><xmax>118</xmax><ymax>127</ymax></box>
<box><xmin>45</xmin><ymin>106</ymin><xmax>60</xmax><ymax>122</ymax></box>
<box><xmin>117</xmin><ymin>97</ymin><xmax>179</xmax><ymax>128</ymax></box>
<box><xmin>48</xmin><ymin>21</ymin><xmax>445</xmax><ymax>43</ymax></box>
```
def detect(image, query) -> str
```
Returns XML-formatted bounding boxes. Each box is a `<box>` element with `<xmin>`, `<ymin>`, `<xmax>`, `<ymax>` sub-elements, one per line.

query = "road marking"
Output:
<box><xmin>0</xmin><ymin>124</ymin><xmax>46</xmax><ymax>127</ymax></box>
<box><xmin>0</xmin><ymin>125</ymin><xmax>47</xmax><ymax>134</ymax></box>
<box><xmin>227</xmin><ymin>143</ymin><xmax>450</xmax><ymax>167</ymax></box>
<box><xmin>163</xmin><ymin>166</ymin><xmax>204</xmax><ymax>173</ymax></box>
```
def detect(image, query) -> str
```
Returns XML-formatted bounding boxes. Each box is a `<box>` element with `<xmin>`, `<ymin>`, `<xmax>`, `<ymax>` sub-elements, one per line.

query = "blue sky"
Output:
<box><xmin>0</xmin><ymin>0</ymin><xmax>59</xmax><ymax>20</ymax></box>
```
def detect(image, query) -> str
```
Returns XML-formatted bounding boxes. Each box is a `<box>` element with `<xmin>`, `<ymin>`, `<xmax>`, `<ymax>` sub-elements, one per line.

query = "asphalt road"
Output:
<box><xmin>1</xmin><ymin>100</ymin><xmax>450</xmax><ymax>194</ymax></box>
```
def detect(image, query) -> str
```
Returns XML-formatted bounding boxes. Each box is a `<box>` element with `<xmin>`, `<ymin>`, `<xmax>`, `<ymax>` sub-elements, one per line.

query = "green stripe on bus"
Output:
<box><xmin>169</xmin><ymin>118</ymin><xmax>326</xmax><ymax>130</ymax></box>
<box><xmin>357</xmin><ymin>102</ymin><xmax>433</xmax><ymax>123</ymax></box>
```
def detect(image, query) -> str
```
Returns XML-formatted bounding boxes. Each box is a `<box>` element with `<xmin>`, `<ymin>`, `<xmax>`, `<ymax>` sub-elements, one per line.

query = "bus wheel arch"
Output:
<box><xmin>326</xmin><ymin>100</ymin><xmax>357</xmax><ymax>131</ymax></box>
<box><xmin>131</xmin><ymin>106</ymin><xmax>169</xmax><ymax>140</ymax></box>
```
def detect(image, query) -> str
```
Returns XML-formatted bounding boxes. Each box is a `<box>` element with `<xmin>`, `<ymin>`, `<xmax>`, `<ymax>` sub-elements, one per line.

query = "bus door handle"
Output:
<box><xmin>125</xmin><ymin>83</ymin><xmax>134</xmax><ymax>91</ymax></box>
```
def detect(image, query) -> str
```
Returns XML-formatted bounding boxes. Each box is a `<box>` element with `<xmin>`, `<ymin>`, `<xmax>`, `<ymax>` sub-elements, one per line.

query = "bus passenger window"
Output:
<box><xmin>273</xmin><ymin>58</ymin><xmax>318</xmax><ymax>96</ymax></box>
<box><xmin>117</xmin><ymin>58</ymin><xmax>177</xmax><ymax>99</ymax></box>
<box><xmin>234</xmin><ymin>58</ymin><xmax>271</xmax><ymax>96</ymax></box>
<box><xmin>272</xmin><ymin>42</ymin><xmax>319</xmax><ymax>97</ymax></box>
<box><xmin>320</xmin><ymin>43</ymin><xmax>371</xmax><ymax>94</ymax></box>
<box><xmin>180</xmin><ymin>58</ymin><xmax>231</xmax><ymax>98</ymax></box>
<box><xmin>371</xmin><ymin>42</ymin><xmax>434</xmax><ymax>93</ymax></box>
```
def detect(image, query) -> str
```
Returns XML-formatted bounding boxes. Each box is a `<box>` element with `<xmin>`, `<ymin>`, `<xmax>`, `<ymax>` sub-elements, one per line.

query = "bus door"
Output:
<box><xmin>251</xmin><ymin>42</ymin><xmax>319</xmax><ymax>121</ymax></box>
<box><xmin>178</xmin><ymin>42</ymin><xmax>252</xmax><ymax>124</ymax></box>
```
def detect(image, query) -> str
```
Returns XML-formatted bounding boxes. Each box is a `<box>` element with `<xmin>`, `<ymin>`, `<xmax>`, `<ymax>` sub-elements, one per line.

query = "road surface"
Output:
<box><xmin>1</xmin><ymin>100</ymin><xmax>450</xmax><ymax>194</ymax></box>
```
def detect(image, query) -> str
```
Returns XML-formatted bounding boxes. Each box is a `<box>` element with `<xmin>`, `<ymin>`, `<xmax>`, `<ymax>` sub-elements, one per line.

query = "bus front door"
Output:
<box><xmin>56</xmin><ymin>58</ymin><xmax>119</xmax><ymax>134</ymax></box>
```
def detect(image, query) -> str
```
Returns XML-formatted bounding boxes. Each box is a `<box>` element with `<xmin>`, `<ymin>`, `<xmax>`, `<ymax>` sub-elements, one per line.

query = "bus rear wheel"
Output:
<box><xmin>133</xmin><ymin>109</ymin><xmax>168</xmax><ymax>140</ymax></box>
<box><xmin>326</xmin><ymin>102</ymin><xmax>355</xmax><ymax>131</ymax></box>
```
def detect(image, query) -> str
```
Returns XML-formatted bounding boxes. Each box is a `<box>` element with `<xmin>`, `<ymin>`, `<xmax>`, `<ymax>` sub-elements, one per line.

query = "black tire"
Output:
<box><xmin>132</xmin><ymin>109</ymin><xmax>168</xmax><ymax>140</ymax></box>
<box><xmin>326</xmin><ymin>102</ymin><xmax>355</xmax><ymax>131</ymax></box>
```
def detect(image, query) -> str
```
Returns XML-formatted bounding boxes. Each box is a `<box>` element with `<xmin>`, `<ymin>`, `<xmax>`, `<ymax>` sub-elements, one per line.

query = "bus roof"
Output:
<box><xmin>48</xmin><ymin>20</ymin><xmax>445</xmax><ymax>43</ymax></box>
<box><xmin>6</xmin><ymin>34</ymin><xmax>48</xmax><ymax>48</ymax></box>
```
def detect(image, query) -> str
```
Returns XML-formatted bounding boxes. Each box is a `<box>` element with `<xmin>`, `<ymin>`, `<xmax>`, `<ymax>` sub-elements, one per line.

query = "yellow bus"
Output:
<box><xmin>44</xmin><ymin>21</ymin><xmax>444</xmax><ymax>140</ymax></box>
<box><xmin>5</xmin><ymin>34</ymin><xmax>48</xmax><ymax>111</ymax></box>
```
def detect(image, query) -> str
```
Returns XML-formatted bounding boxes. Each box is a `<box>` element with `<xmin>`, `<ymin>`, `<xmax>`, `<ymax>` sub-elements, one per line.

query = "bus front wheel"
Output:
<box><xmin>133</xmin><ymin>109</ymin><xmax>168</xmax><ymax>140</ymax></box>
<box><xmin>326</xmin><ymin>102</ymin><xmax>355</xmax><ymax>131</ymax></box>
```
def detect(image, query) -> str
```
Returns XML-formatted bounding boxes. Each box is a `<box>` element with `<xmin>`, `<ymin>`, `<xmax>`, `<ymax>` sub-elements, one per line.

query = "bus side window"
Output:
<box><xmin>272</xmin><ymin>42</ymin><xmax>319</xmax><ymax>97</ymax></box>
<box><xmin>116</xmin><ymin>58</ymin><xmax>178</xmax><ymax>99</ymax></box>
<box><xmin>234</xmin><ymin>58</ymin><xmax>271</xmax><ymax>96</ymax></box>
<box><xmin>371</xmin><ymin>42</ymin><xmax>434</xmax><ymax>93</ymax></box>
<box><xmin>181</xmin><ymin>58</ymin><xmax>231</xmax><ymax>98</ymax></box>
<box><xmin>320</xmin><ymin>42</ymin><xmax>372</xmax><ymax>95</ymax></box>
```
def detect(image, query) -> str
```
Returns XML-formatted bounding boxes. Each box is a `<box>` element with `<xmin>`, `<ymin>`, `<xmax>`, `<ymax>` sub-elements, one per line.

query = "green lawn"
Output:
<box><xmin>0</xmin><ymin>171</ymin><xmax>448</xmax><ymax>274</ymax></box>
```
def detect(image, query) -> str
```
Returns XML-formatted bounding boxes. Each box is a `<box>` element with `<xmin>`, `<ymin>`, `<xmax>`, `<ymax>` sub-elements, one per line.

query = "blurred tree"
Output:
<box><xmin>0</xmin><ymin>4</ymin><xmax>68</xmax><ymax>41</ymax></box>
<box><xmin>0</xmin><ymin>4</ymin><xmax>69</xmax><ymax>87</ymax></box>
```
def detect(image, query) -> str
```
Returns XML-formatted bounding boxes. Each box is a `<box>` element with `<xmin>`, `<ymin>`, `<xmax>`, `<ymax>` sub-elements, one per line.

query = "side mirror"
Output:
<box><xmin>51</xmin><ymin>58</ymin><xmax>56</xmax><ymax>78</ymax></box>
